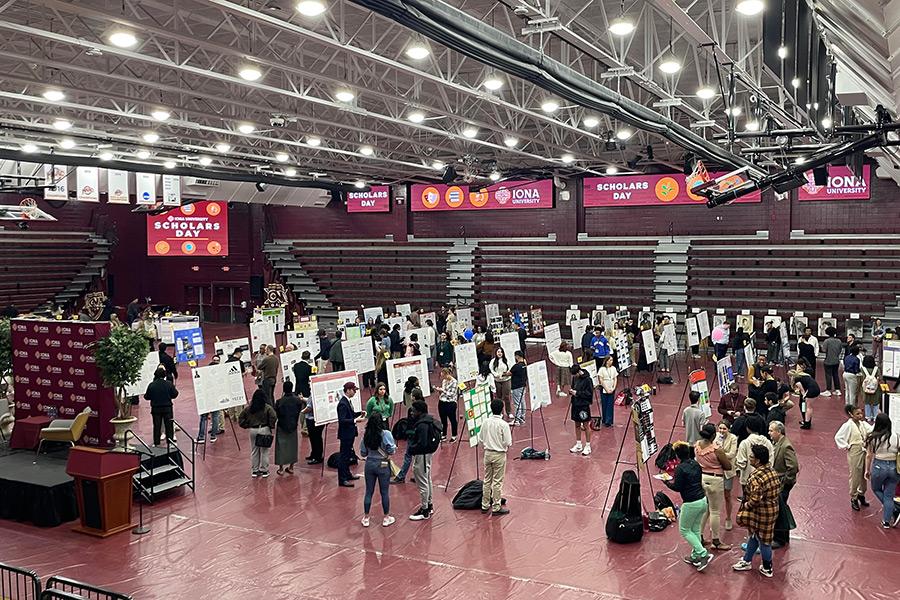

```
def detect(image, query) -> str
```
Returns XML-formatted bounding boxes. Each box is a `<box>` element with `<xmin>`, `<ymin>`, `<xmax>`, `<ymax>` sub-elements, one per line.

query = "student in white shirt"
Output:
<box><xmin>835</xmin><ymin>404</ymin><xmax>873</xmax><ymax>511</ymax></box>
<box><xmin>479</xmin><ymin>399</ymin><xmax>513</xmax><ymax>515</ymax></box>
<box><xmin>735</xmin><ymin>417</ymin><xmax>774</xmax><ymax>486</ymax></box>
<box><xmin>598</xmin><ymin>355</ymin><xmax>618</xmax><ymax>427</ymax></box>
<box><xmin>549</xmin><ymin>341</ymin><xmax>574</xmax><ymax>397</ymax></box>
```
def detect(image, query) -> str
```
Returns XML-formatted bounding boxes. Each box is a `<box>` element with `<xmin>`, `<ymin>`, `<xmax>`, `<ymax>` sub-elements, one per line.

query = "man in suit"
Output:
<box><xmin>336</xmin><ymin>381</ymin><xmax>363</xmax><ymax>487</ymax></box>
<box><xmin>769</xmin><ymin>420</ymin><xmax>799</xmax><ymax>548</ymax></box>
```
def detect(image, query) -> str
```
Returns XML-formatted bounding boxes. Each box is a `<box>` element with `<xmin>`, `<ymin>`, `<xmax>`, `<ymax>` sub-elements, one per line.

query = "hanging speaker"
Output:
<box><xmin>440</xmin><ymin>166</ymin><xmax>457</xmax><ymax>184</ymax></box>
<box><xmin>250</xmin><ymin>276</ymin><xmax>264</xmax><ymax>299</ymax></box>
<box><xmin>813</xmin><ymin>165</ymin><xmax>828</xmax><ymax>186</ymax></box>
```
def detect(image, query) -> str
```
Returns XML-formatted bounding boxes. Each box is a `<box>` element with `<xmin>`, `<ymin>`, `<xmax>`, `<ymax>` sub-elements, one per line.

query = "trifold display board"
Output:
<box><xmin>280</xmin><ymin>349</ymin><xmax>304</xmax><ymax>384</ymax></box>
<box><xmin>311</xmin><ymin>370</ymin><xmax>360</xmax><ymax>426</ymax></box>
<box><xmin>455</xmin><ymin>342</ymin><xmax>479</xmax><ymax>382</ymax></box>
<box><xmin>527</xmin><ymin>361</ymin><xmax>552</xmax><ymax>410</ymax></box>
<box><xmin>192</xmin><ymin>361</ymin><xmax>247</xmax><ymax>416</ymax></box>
<box><xmin>883</xmin><ymin>340</ymin><xmax>900</xmax><ymax>379</ymax></box>
<box><xmin>463</xmin><ymin>383</ymin><xmax>492</xmax><ymax>447</ymax></box>
<box><xmin>386</xmin><ymin>355</ymin><xmax>431</xmax><ymax>402</ymax></box>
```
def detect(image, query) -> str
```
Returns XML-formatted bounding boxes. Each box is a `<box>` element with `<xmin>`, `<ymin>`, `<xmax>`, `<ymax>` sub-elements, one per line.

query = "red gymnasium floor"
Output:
<box><xmin>3</xmin><ymin>324</ymin><xmax>900</xmax><ymax>600</ymax></box>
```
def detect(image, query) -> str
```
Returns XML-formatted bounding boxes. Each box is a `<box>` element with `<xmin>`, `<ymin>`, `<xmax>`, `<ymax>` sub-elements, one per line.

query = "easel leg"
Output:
<box><xmin>539</xmin><ymin>406</ymin><xmax>551</xmax><ymax>450</ymax></box>
<box><xmin>601</xmin><ymin>409</ymin><xmax>635</xmax><ymax>517</ymax></box>
<box><xmin>320</xmin><ymin>423</ymin><xmax>328</xmax><ymax>478</ymax></box>
<box><xmin>444</xmin><ymin>420</ymin><xmax>465</xmax><ymax>491</ymax></box>
<box><xmin>230</xmin><ymin>415</ymin><xmax>241</xmax><ymax>451</ymax></box>
<box><xmin>666</xmin><ymin>373</ymin><xmax>694</xmax><ymax>446</ymax></box>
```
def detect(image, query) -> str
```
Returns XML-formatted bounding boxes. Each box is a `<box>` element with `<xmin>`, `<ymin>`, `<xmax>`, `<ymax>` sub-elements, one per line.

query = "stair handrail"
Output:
<box><xmin>124</xmin><ymin>429</ymin><xmax>154</xmax><ymax>503</ymax></box>
<box><xmin>168</xmin><ymin>418</ymin><xmax>196</xmax><ymax>491</ymax></box>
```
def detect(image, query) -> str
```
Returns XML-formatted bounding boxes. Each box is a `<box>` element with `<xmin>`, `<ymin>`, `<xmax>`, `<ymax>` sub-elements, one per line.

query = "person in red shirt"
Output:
<box><xmin>718</xmin><ymin>382</ymin><xmax>744</xmax><ymax>424</ymax></box>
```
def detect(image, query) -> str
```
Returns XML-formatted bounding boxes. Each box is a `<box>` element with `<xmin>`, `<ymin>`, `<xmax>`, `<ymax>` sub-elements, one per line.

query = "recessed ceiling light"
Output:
<box><xmin>296</xmin><ymin>0</ymin><xmax>327</xmax><ymax>17</ymax></box>
<box><xmin>583</xmin><ymin>116</ymin><xmax>600</xmax><ymax>128</ymax></box>
<box><xmin>407</xmin><ymin>111</ymin><xmax>425</xmax><ymax>123</ymax></box>
<box><xmin>777</xmin><ymin>46</ymin><xmax>788</xmax><ymax>59</ymax></box>
<box><xmin>52</xmin><ymin>119</ymin><xmax>72</xmax><ymax>131</ymax></box>
<box><xmin>142</xmin><ymin>132</ymin><xmax>160</xmax><ymax>143</ymax></box>
<box><xmin>616</xmin><ymin>128</ymin><xmax>633</xmax><ymax>141</ymax></box>
<box><xmin>745</xmin><ymin>120</ymin><xmax>760</xmax><ymax>131</ymax></box>
<box><xmin>605</xmin><ymin>166</ymin><xmax>619</xmax><ymax>175</ymax></box>
<box><xmin>335</xmin><ymin>90</ymin><xmax>355</xmax><ymax>102</ymax></box>
<box><xmin>658</xmin><ymin>56</ymin><xmax>681</xmax><ymax>74</ymax></box>
<box><xmin>43</xmin><ymin>89</ymin><xmax>65</xmax><ymax>102</ymax></box>
<box><xmin>275</xmin><ymin>152</ymin><xmax>290</xmax><ymax>162</ymax></box>
<box><xmin>98</xmin><ymin>151</ymin><xmax>114</xmax><ymax>161</ymax></box>
<box><xmin>482</xmin><ymin>76</ymin><xmax>503</xmax><ymax>91</ymax></box>
<box><xmin>405</xmin><ymin>43</ymin><xmax>430</xmax><ymax>60</ymax></box>
<box><xmin>503</xmin><ymin>136</ymin><xmax>518</xmax><ymax>147</ymax></box>
<box><xmin>353</xmin><ymin>180</ymin><xmax>366</xmax><ymax>189</ymax></box>
<box><xmin>285</xmin><ymin>168</ymin><xmax>297</xmax><ymax>177</ymax></box>
<box><xmin>151</xmin><ymin>110</ymin><xmax>171</xmax><ymax>122</ymax></box>
<box><xmin>238</xmin><ymin>123</ymin><xmax>255</xmax><ymax>134</ymax></box>
<box><xmin>136</xmin><ymin>149</ymin><xmax>151</xmax><ymax>160</ymax></box>
<box><xmin>821</xmin><ymin>117</ymin><xmax>833</xmax><ymax>129</ymax></box>
<box><xmin>736</xmin><ymin>0</ymin><xmax>765</xmax><ymax>16</ymax></box>
<box><xmin>239</xmin><ymin>67</ymin><xmax>262</xmax><ymax>82</ymax></box>
<box><xmin>108</xmin><ymin>30</ymin><xmax>138</xmax><ymax>48</ymax></box>
<box><xmin>58</xmin><ymin>138</ymin><xmax>76</xmax><ymax>150</ymax></box>
<box><xmin>462</xmin><ymin>126</ymin><xmax>479</xmax><ymax>139</ymax></box>
<box><xmin>608</xmin><ymin>16</ymin><xmax>635</xmax><ymax>36</ymax></box>
<box><xmin>21</xmin><ymin>143</ymin><xmax>39</xmax><ymax>153</ymax></box>
<box><xmin>306</xmin><ymin>136</ymin><xmax>321</xmax><ymax>147</ymax></box>
<box><xmin>215</xmin><ymin>142</ymin><xmax>231</xmax><ymax>153</ymax></box>
<box><xmin>489</xmin><ymin>171</ymin><xmax>501</xmax><ymax>181</ymax></box>
<box><xmin>431</xmin><ymin>160</ymin><xmax>445</xmax><ymax>171</ymax></box>
<box><xmin>696</xmin><ymin>87</ymin><xmax>716</xmax><ymax>99</ymax></box>
<box><xmin>561</xmin><ymin>153</ymin><xmax>575</xmax><ymax>164</ymax></box>
<box><xmin>359</xmin><ymin>145</ymin><xmax>374</xmax><ymax>156</ymax></box>
<box><xmin>198</xmin><ymin>156</ymin><xmax>213</xmax><ymax>166</ymax></box>
<box><xmin>163</xmin><ymin>160</ymin><xmax>176</xmax><ymax>169</ymax></box>
<box><xmin>540</xmin><ymin>99</ymin><xmax>560</xmax><ymax>113</ymax></box>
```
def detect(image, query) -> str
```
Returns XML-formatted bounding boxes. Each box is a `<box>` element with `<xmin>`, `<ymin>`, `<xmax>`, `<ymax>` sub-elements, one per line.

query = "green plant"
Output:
<box><xmin>0</xmin><ymin>318</ymin><xmax>11</xmax><ymax>397</ymax></box>
<box><xmin>93</xmin><ymin>326</ymin><xmax>150</xmax><ymax>419</ymax></box>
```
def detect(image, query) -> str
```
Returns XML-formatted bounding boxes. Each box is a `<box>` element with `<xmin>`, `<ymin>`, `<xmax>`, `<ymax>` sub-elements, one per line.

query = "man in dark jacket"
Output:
<box><xmin>407</xmin><ymin>400</ymin><xmax>441</xmax><ymax>520</ymax></box>
<box><xmin>328</xmin><ymin>335</ymin><xmax>345</xmax><ymax>371</ymax></box>
<box><xmin>389</xmin><ymin>324</ymin><xmax>403</xmax><ymax>358</ymax></box>
<box><xmin>316</xmin><ymin>329</ymin><xmax>333</xmax><ymax>370</ymax></box>
<box><xmin>145</xmin><ymin>367</ymin><xmax>179</xmax><ymax>446</ymax></box>
<box><xmin>158</xmin><ymin>342</ymin><xmax>178</xmax><ymax>383</ymax></box>
<box><xmin>292</xmin><ymin>351</ymin><xmax>314</xmax><ymax>398</ymax></box>
<box><xmin>336</xmin><ymin>381</ymin><xmax>363</xmax><ymax>487</ymax></box>
<box><xmin>730</xmin><ymin>398</ymin><xmax>766</xmax><ymax>445</ymax></box>
<box><xmin>258</xmin><ymin>345</ymin><xmax>279</xmax><ymax>406</ymax></box>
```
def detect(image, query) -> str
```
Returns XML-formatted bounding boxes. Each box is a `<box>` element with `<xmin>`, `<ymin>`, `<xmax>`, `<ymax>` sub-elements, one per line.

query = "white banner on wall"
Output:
<box><xmin>43</xmin><ymin>164</ymin><xmax>68</xmax><ymax>200</ymax></box>
<box><xmin>107</xmin><ymin>169</ymin><xmax>130</xmax><ymax>204</ymax></box>
<box><xmin>193</xmin><ymin>361</ymin><xmax>248</xmax><ymax>416</ymax></box>
<box><xmin>162</xmin><ymin>174</ymin><xmax>181</xmax><ymax>206</ymax></box>
<box><xmin>136</xmin><ymin>172</ymin><xmax>157</xmax><ymax>205</ymax></box>
<box><xmin>75</xmin><ymin>166</ymin><xmax>99</xmax><ymax>202</ymax></box>
<box><xmin>311</xmin><ymin>370</ymin><xmax>360</xmax><ymax>426</ymax></box>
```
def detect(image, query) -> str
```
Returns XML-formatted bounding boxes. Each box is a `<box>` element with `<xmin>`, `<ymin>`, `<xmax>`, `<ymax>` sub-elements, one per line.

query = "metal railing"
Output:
<box><xmin>0</xmin><ymin>562</ymin><xmax>40</xmax><ymax>600</ymax></box>
<box><xmin>45</xmin><ymin>577</ymin><xmax>132</xmax><ymax>600</ymax></box>
<box><xmin>169</xmin><ymin>418</ymin><xmax>195</xmax><ymax>492</ymax></box>
<box><xmin>123</xmin><ymin>429</ymin><xmax>154</xmax><ymax>504</ymax></box>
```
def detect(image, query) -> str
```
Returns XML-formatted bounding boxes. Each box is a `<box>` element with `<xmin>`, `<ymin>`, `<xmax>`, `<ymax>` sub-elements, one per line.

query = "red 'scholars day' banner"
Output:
<box><xmin>147</xmin><ymin>200</ymin><xmax>228</xmax><ymax>256</ymax></box>
<box><xmin>583</xmin><ymin>172</ymin><xmax>761</xmax><ymax>207</ymax></box>
<box><xmin>798</xmin><ymin>165</ymin><xmax>871</xmax><ymax>201</ymax></box>
<box><xmin>347</xmin><ymin>185</ymin><xmax>391</xmax><ymax>213</ymax></box>
<box><xmin>410</xmin><ymin>179</ymin><xmax>554</xmax><ymax>212</ymax></box>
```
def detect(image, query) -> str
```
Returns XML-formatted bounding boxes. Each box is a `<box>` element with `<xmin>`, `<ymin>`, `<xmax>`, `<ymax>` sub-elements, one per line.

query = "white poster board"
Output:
<box><xmin>571</xmin><ymin>318</ymin><xmax>590</xmax><ymax>349</ymax></box>
<box><xmin>363</xmin><ymin>306</ymin><xmax>384</xmax><ymax>322</ymax></box>
<box><xmin>661</xmin><ymin>323</ymin><xmax>677</xmax><ymax>353</ymax></box>
<box><xmin>883</xmin><ymin>340</ymin><xmax>900</xmax><ymax>379</ymax></box>
<box><xmin>396</xmin><ymin>303</ymin><xmax>412</xmax><ymax>317</ymax></box>
<box><xmin>454</xmin><ymin>342</ymin><xmax>479</xmax><ymax>382</ymax></box>
<box><xmin>420</xmin><ymin>311</ymin><xmax>437</xmax><ymax>328</ymax></box>
<box><xmin>527</xmin><ymin>361</ymin><xmax>552</xmax><ymax>410</ymax></box>
<box><xmin>456</xmin><ymin>307</ymin><xmax>474</xmax><ymax>331</ymax></box>
<box><xmin>686</xmin><ymin>317</ymin><xmax>700</xmax><ymax>347</ymax></box>
<box><xmin>485</xmin><ymin>303</ymin><xmax>501</xmax><ymax>321</ymax></box>
<box><xmin>157</xmin><ymin>315</ymin><xmax>200</xmax><ymax>344</ymax></box>
<box><xmin>743</xmin><ymin>343</ymin><xmax>755</xmax><ymax>373</ymax></box>
<box><xmin>125</xmin><ymin>351</ymin><xmax>160</xmax><ymax>397</ymax></box>
<box><xmin>543</xmin><ymin>323</ymin><xmax>562</xmax><ymax>355</ymax></box>
<box><xmin>716</xmin><ymin>356</ymin><xmax>735</xmax><ymax>399</ymax></box>
<box><xmin>887</xmin><ymin>393</ymin><xmax>900</xmax><ymax>432</ymax></box>
<box><xmin>405</xmin><ymin>327</ymin><xmax>432</xmax><ymax>353</ymax></box>
<box><xmin>338</xmin><ymin>310</ymin><xmax>359</xmax><ymax>327</ymax></box>
<box><xmin>737</xmin><ymin>314</ymin><xmax>754</xmax><ymax>334</ymax></box>
<box><xmin>614</xmin><ymin>333</ymin><xmax>631</xmax><ymax>373</ymax></box>
<box><xmin>192</xmin><ymin>361</ymin><xmax>248</xmax><ymax>416</ymax></box>
<box><xmin>311</xmin><ymin>370</ymin><xmax>361</xmax><ymax>426</ymax></box>
<box><xmin>280</xmin><ymin>349</ymin><xmax>304</xmax><ymax>384</ymax></box>
<box><xmin>641</xmin><ymin>328</ymin><xmax>657</xmax><ymax>365</ymax></box>
<box><xmin>565</xmin><ymin>308</ymin><xmax>581</xmax><ymax>323</ymax></box>
<box><xmin>690</xmin><ymin>369</ymin><xmax>712</xmax><ymax>418</ymax></box>
<box><xmin>499</xmin><ymin>331</ymin><xmax>521</xmax><ymax>357</ymax></box>
<box><xmin>214</xmin><ymin>337</ymin><xmax>250</xmax><ymax>360</ymax></box>
<box><xmin>580</xmin><ymin>359</ymin><xmax>599</xmax><ymax>386</ymax></box>
<box><xmin>386</xmin><ymin>355</ymin><xmax>431</xmax><ymax>402</ymax></box>
<box><xmin>253</xmin><ymin>307</ymin><xmax>286</xmax><ymax>333</ymax></box>
<box><xmin>343</xmin><ymin>335</ymin><xmax>376</xmax><ymax>374</ymax></box>
<box><xmin>250</xmin><ymin>320</ymin><xmax>277</xmax><ymax>351</ymax></box>
<box><xmin>286</xmin><ymin>330</ymin><xmax>318</xmax><ymax>359</ymax></box>
<box><xmin>696</xmin><ymin>310</ymin><xmax>711</xmax><ymax>341</ymax></box>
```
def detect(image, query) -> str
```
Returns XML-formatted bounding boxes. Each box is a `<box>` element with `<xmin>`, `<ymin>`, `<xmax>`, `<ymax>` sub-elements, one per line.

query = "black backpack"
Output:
<box><xmin>421</xmin><ymin>418</ymin><xmax>443</xmax><ymax>454</ymax></box>
<box><xmin>326</xmin><ymin>451</ymin><xmax>358</xmax><ymax>469</ymax></box>
<box><xmin>452</xmin><ymin>480</ymin><xmax>483</xmax><ymax>509</ymax></box>
<box><xmin>392</xmin><ymin>417</ymin><xmax>409</xmax><ymax>440</ymax></box>
<box><xmin>605</xmin><ymin>470</ymin><xmax>644</xmax><ymax>544</ymax></box>
<box><xmin>654</xmin><ymin>491</ymin><xmax>676</xmax><ymax>512</ymax></box>
<box><xmin>655</xmin><ymin>443</ymin><xmax>676</xmax><ymax>470</ymax></box>
<box><xmin>520</xmin><ymin>447</ymin><xmax>549</xmax><ymax>460</ymax></box>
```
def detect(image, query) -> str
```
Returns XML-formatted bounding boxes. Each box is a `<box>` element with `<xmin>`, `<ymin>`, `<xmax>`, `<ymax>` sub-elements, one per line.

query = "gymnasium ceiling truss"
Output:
<box><xmin>0</xmin><ymin>0</ymin><xmax>892</xmax><ymax>195</ymax></box>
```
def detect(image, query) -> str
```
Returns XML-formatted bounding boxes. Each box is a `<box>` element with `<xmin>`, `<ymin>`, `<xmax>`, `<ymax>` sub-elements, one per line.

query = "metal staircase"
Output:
<box><xmin>882</xmin><ymin>295</ymin><xmax>900</xmax><ymax>330</ymax></box>
<box><xmin>264</xmin><ymin>240</ymin><xmax>337</xmax><ymax>326</ymax></box>
<box><xmin>652</xmin><ymin>238</ymin><xmax>690</xmax><ymax>315</ymax></box>
<box><xmin>447</xmin><ymin>240</ymin><xmax>476</xmax><ymax>306</ymax></box>
<box><xmin>125</xmin><ymin>423</ymin><xmax>195</xmax><ymax>503</ymax></box>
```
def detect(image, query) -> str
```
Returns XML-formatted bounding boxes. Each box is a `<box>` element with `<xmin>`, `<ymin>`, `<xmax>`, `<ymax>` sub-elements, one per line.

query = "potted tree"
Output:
<box><xmin>93</xmin><ymin>326</ymin><xmax>150</xmax><ymax>450</ymax></box>
<box><xmin>0</xmin><ymin>318</ymin><xmax>13</xmax><ymax>438</ymax></box>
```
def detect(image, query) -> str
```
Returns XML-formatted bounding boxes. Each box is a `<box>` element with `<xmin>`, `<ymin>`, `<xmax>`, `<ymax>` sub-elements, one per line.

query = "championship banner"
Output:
<box><xmin>147</xmin><ymin>200</ymin><xmax>228</xmax><ymax>257</ymax></box>
<box><xmin>192</xmin><ymin>361</ymin><xmax>247</xmax><ymax>416</ymax></box>
<box><xmin>798</xmin><ymin>165</ymin><xmax>870</xmax><ymax>200</ymax></box>
<box><xmin>107</xmin><ymin>169</ymin><xmax>130</xmax><ymax>204</ymax></box>
<box><xmin>410</xmin><ymin>179</ymin><xmax>553</xmax><ymax>212</ymax></box>
<box><xmin>526</xmin><ymin>361</ymin><xmax>552</xmax><ymax>411</ymax></box>
<box><xmin>136</xmin><ymin>172</ymin><xmax>157</xmax><ymax>205</ymax></box>
<box><xmin>43</xmin><ymin>164</ymin><xmax>68</xmax><ymax>200</ymax></box>
<box><xmin>454</xmin><ymin>342</ymin><xmax>479</xmax><ymax>382</ymax></box>
<box><xmin>583</xmin><ymin>172</ymin><xmax>761</xmax><ymax>207</ymax></box>
<box><xmin>347</xmin><ymin>185</ymin><xmax>391</xmax><ymax>213</ymax></box>
<box><xmin>386</xmin><ymin>355</ymin><xmax>431</xmax><ymax>402</ymax></box>
<box><xmin>75</xmin><ymin>166</ymin><xmax>100</xmax><ymax>202</ymax></box>
<box><xmin>311</xmin><ymin>370</ymin><xmax>361</xmax><ymax>426</ymax></box>
<box><xmin>11</xmin><ymin>319</ymin><xmax>115</xmax><ymax>446</ymax></box>
<box><xmin>162</xmin><ymin>174</ymin><xmax>181</xmax><ymax>206</ymax></box>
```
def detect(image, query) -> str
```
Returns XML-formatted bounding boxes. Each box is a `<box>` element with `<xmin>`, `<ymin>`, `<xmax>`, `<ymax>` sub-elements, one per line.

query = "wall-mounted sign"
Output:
<box><xmin>410</xmin><ymin>179</ymin><xmax>553</xmax><ymax>211</ymax></box>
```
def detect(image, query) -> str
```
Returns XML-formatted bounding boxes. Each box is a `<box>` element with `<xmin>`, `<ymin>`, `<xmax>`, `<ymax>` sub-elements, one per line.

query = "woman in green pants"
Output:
<box><xmin>665</xmin><ymin>441</ymin><xmax>714</xmax><ymax>572</ymax></box>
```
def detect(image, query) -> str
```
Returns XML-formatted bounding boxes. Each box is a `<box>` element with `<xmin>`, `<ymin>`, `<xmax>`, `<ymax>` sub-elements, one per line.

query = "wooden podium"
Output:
<box><xmin>66</xmin><ymin>447</ymin><xmax>140</xmax><ymax>537</ymax></box>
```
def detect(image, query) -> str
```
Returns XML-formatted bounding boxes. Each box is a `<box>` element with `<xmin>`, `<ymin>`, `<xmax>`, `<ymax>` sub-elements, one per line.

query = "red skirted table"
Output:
<box><xmin>9</xmin><ymin>415</ymin><xmax>52</xmax><ymax>450</ymax></box>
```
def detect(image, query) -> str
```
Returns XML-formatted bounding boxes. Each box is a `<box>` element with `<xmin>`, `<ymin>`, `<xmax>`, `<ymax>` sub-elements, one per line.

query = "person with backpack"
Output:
<box><xmin>834</xmin><ymin>404</ymin><xmax>873</xmax><ymax>511</ymax></box>
<box><xmin>843</xmin><ymin>344</ymin><xmax>862</xmax><ymax>405</ymax></box>
<box><xmin>407</xmin><ymin>400</ymin><xmax>442</xmax><ymax>521</ymax></box>
<box><xmin>438</xmin><ymin>368</ymin><xmax>459</xmax><ymax>442</ymax></box>
<box><xmin>664</xmin><ymin>441</ymin><xmax>714</xmax><ymax>572</ymax></box>
<box><xmin>509</xmin><ymin>351</ymin><xmax>528</xmax><ymax>426</ymax></box>
<box><xmin>479</xmin><ymin>399</ymin><xmax>512</xmax><ymax>515</ymax></box>
<box><xmin>359</xmin><ymin>414</ymin><xmax>397</xmax><ymax>528</ymax></box>
<box><xmin>568</xmin><ymin>365</ymin><xmax>594</xmax><ymax>456</ymax></box>
<box><xmin>274</xmin><ymin>381</ymin><xmax>303</xmax><ymax>475</ymax></box>
<box><xmin>865</xmin><ymin>413</ymin><xmax>900</xmax><ymax>528</ymax></box>
<box><xmin>860</xmin><ymin>355</ymin><xmax>882</xmax><ymax>423</ymax></box>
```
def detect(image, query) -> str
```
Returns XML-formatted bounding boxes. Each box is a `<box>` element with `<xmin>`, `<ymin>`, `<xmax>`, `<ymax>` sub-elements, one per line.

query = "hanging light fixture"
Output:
<box><xmin>608</xmin><ymin>1</ymin><xmax>634</xmax><ymax>36</ymax></box>
<box><xmin>658</xmin><ymin>17</ymin><xmax>681</xmax><ymax>74</ymax></box>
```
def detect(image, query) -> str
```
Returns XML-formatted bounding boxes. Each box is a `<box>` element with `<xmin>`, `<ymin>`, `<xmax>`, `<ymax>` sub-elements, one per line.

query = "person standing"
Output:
<box><xmin>258</xmin><ymin>345</ymin><xmax>279</xmax><ymax>407</ymax></box>
<box><xmin>301</xmin><ymin>389</ymin><xmax>324</xmax><ymax>465</ymax></box>
<box><xmin>328</xmin><ymin>333</ymin><xmax>345</xmax><ymax>372</ymax></box>
<box><xmin>437</xmin><ymin>368</ymin><xmax>460</xmax><ymax>442</ymax></box>
<box><xmin>730</xmin><ymin>398</ymin><xmax>766</xmax><ymax>445</ymax></box>
<box><xmin>435</xmin><ymin>332</ymin><xmax>454</xmax><ymax>370</ymax></box>
<box><xmin>695</xmin><ymin>424</ymin><xmax>733</xmax><ymax>550</ymax></box>
<box><xmin>238</xmin><ymin>389</ymin><xmax>277</xmax><ymax>478</ymax></box>
<box><xmin>834</xmin><ymin>404</ymin><xmax>873</xmax><ymax>511</ymax></box>
<box><xmin>872</xmin><ymin>318</ymin><xmax>885</xmax><ymax>363</ymax></box>
<box><xmin>590</xmin><ymin>326</ymin><xmax>610</xmax><ymax>369</ymax></box>
<box><xmin>389</xmin><ymin>324</ymin><xmax>403</xmax><ymax>359</ymax></box>
<box><xmin>718</xmin><ymin>382</ymin><xmax>744</xmax><ymax>424</ymax></box>
<box><xmin>408</xmin><ymin>401</ymin><xmax>441</xmax><ymax>521</ymax></box>
<box><xmin>765</xmin><ymin>388</ymin><xmax>795</xmax><ymax>431</ymax></box>
<box><xmin>732</xmin><ymin>444</ymin><xmax>781</xmax><ymax>578</ymax></box>
<box><xmin>157</xmin><ymin>342</ymin><xmax>178</xmax><ymax>383</ymax></box>
<box><xmin>145</xmin><ymin>367</ymin><xmax>178</xmax><ymax>447</ymax></box>
<box><xmin>550</xmin><ymin>341</ymin><xmax>574</xmax><ymax>397</ymax></box>
<box><xmin>336</xmin><ymin>381</ymin><xmax>364</xmax><ymax>487</ymax></box>
<box><xmin>490</xmin><ymin>347</ymin><xmax>513</xmax><ymax>420</ymax></box>
<box><xmin>476</xmin><ymin>332</ymin><xmax>497</xmax><ymax>376</ymax></box>
<box><xmin>717</xmin><ymin>421</ymin><xmax>739</xmax><ymax>531</ymax></box>
<box><xmin>769</xmin><ymin>420</ymin><xmax>799</xmax><ymax>547</ymax></box>
<box><xmin>683</xmin><ymin>391</ymin><xmax>707</xmax><ymax>445</ymax></box>
<box><xmin>274</xmin><ymin>381</ymin><xmax>303</xmax><ymax>475</ymax></box>
<box><xmin>711</xmin><ymin>321</ymin><xmax>730</xmax><ymax>361</ymax></box>
<box><xmin>598</xmin><ymin>355</ymin><xmax>618</xmax><ymax>427</ymax></box>
<box><xmin>479</xmin><ymin>399</ymin><xmax>512</xmax><ymax>515</ymax></box>
<box><xmin>292</xmin><ymin>351</ymin><xmax>313</xmax><ymax>399</ymax></box>
<box><xmin>765</xmin><ymin>321</ymin><xmax>781</xmax><ymax>364</ymax></box>
<box><xmin>197</xmin><ymin>355</ymin><xmax>222</xmax><ymax>444</ymax></box>
<box><xmin>359</xmin><ymin>414</ymin><xmax>397</xmax><ymax>528</ymax></box>
<box><xmin>315</xmin><ymin>329</ymin><xmax>333</xmax><ymax>374</ymax></box>
<box><xmin>865</xmin><ymin>413</ymin><xmax>900</xmax><ymax>528</ymax></box>
<box><xmin>568</xmin><ymin>365</ymin><xmax>594</xmax><ymax>455</ymax></box>
<box><xmin>664</xmin><ymin>442</ymin><xmax>714</xmax><ymax>572</ymax></box>
<box><xmin>509</xmin><ymin>351</ymin><xmax>528</xmax><ymax>426</ymax></box>
<box><xmin>731</xmin><ymin>327</ymin><xmax>751</xmax><ymax>378</ymax></box>
<box><xmin>366</xmin><ymin>383</ymin><xmax>394</xmax><ymax>423</ymax></box>
<box><xmin>860</xmin><ymin>354</ymin><xmax>882</xmax><ymax>422</ymax></box>
<box><xmin>797</xmin><ymin>327</ymin><xmax>819</xmax><ymax>379</ymax></box>
<box><xmin>820</xmin><ymin>326</ymin><xmax>842</xmax><ymax>397</ymax></box>
<box><xmin>793</xmin><ymin>359</ymin><xmax>820</xmax><ymax>430</ymax></box>
<box><xmin>736</xmin><ymin>418</ymin><xmax>774</xmax><ymax>487</ymax></box>
<box><xmin>843</xmin><ymin>344</ymin><xmax>862</xmax><ymax>405</ymax></box>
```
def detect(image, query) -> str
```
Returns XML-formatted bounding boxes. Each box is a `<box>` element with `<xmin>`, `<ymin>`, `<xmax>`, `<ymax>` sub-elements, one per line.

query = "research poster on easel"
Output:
<box><xmin>125</xmin><ymin>351</ymin><xmax>160</xmax><ymax>397</ymax></box>
<box><xmin>570</xmin><ymin>318</ymin><xmax>589</xmax><ymax>349</ymax></box>
<box><xmin>716</xmin><ymin>356</ymin><xmax>735</xmax><ymax>398</ymax></box>
<box><xmin>696</xmin><ymin>310</ymin><xmax>711</xmax><ymax>341</ymax></box>
<box><xmin>343</xmin><ymin>336</ymin><xmax>376</xmax><ymax>375</ymax></box>
<box><xmin>641</xmin><ymin>329</ymin><xmax>657</xmax><ymax>365</ymax></box>
<box><xmin>527</xmin><ymin>361</ymin><xmax>552</xmax><ymax>411</ymax></box>
<box><xmin>454</xmin><ymin>342</ymin><xmax>480</xmax><ymax>382</ymax></box>
<box><xmin>499</xmin><ymin>331</ymin><xmax>521</xmax><ymax>357</ymax></box>
<box><xmin>311</xmin><ymin>370</ymin><xmax>361</xmax><ymax>426</ymax></box>
<box><xmin>543</xmin><ymin>323</ymin><xmax>562</xmax><ymax>355</ymax></box>
<box><xmin>463</xmin><ymin>383</ymin><xmax>492</xmax><ymax>447</ymax></box>
<box><xmin>250</xmin><ymin>320</ymin><xmax>276</xmax><ymax>351</ymax></box>
<box><xmin>686</xmin><ymin>317</ymin><xmax>700</xmax><ymax>348</ymax></box>
<box><xmin>689</xmin><ymin>369</ymin><xmax>712</xmax><ymax>418</ymax></box>
<box><xmin>386</xmin><ymin>355</ymin><xmax>431</xmax><ymax>401</ymax></box>
<box><xmin>193</xmin><ymin>361</ymin><xmax>248</xmax><ymax>416</ymax></box>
